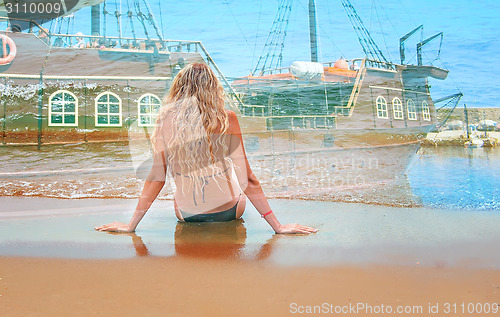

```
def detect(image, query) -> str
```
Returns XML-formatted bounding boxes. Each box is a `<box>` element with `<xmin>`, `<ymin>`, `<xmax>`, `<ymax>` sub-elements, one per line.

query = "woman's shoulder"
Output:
<box><xmin>225</xmin><ymin>109</ymin><xmax>237</xmax><ymax>119</ymax></box>
<box><xmin>225</xmin><ymin>109</ymin><xmax>241</xmax><ymax>134</ymax></box>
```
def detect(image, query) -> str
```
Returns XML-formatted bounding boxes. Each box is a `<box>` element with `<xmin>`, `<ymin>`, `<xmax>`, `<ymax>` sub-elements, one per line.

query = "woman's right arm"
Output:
<box><xmin>95</xmin><ymin>151</ymin><xmax>167</xmax><ymax>233</ymax></box>
<box><xmin>227</xmin><ymin>111</ymin><xmax>317</xmax><ymax>234</ymax></box>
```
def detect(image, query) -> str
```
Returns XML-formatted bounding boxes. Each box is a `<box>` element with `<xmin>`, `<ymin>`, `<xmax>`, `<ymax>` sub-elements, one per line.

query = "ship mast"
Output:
<box><xmin>308</xmin><ymin>0</ymin><xmax>318</xmax><ymax>62</ymax></box>
<box><xmin>91</xmin><ymin>4</ymin><xmax>101</xmax><ymax>35</ymax></box>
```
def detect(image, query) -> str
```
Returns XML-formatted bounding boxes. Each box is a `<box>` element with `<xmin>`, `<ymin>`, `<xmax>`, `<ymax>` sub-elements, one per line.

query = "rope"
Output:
<box><xmin>158</xmin><ymin>0</ymin><xmax>165</xmax><ymax>40</ymax></box>
<box><xmin>396</xmin><ymin>0</ymin><xmax>416</xmax><ymax>26</ymax></box>
<box><xmin>224</xmin><ymin>1</ymin><xmax>253</xmax><ymax>54</ymax></box>
<box><xmin>103</xmin><ymin>0</ymin><xmax>107</xmax><ymax>37</ymax></box>
<box><xmin>134</xmin><ymin>1</ymin><xmax>150</xmax><ymax>40</ymax></box>
<box><xmin>325</xmin><ymin>0</ymin><xmax>345</xmax><ymax>57</ymax></box>
<box><xmin>122</xmin><ymin>4</ymin><xmax>129</xmax><ymax>36</ymax></box>
<box><xmin>341</xmin><ymin>0</ymin><xmax>388</xmax><ymax>63</ymax></box>
<box><xmin>436</xmin><ymin>57</ymin><xmax>464</xmax><ymax>94</ymax></box>
<box><xmin>419</xmin><ymin>32</ymin><xmax>443</xmax><ymax>67</ymax></box>
<box><xmin>253</xmin><ymin>0</ymin><xmax>293</xmax><ymax>75</ymax></box>
<box><xmin>251</xmin><ymin>0</ymin><xmax>263</xmax><ymax>73</ymax></box>
<box><xmin>436</xmin><ymin>95</ymin><xmax>462</xmax><ymax>127</ymax></box>
<box><xmin>141</xmin><ymin>0</ymin><xmax>164</xmax><ymax>41</ymax></box>
<box><xmin>288</xmin><ymin>0</ymin><xmax>297</xmax><ymax>67</ymax></box>
<box><xmin>49</xmin><ymin>19</ymin><xmax>54</xmax><ymax>34</ymax></box>
<box><xmin>373</xmin><ymin>0</ymin><xmax>400</xmax><ymax>42</ymax></box>
<box><xmin>68</xmin><ymin>15</ymin><xmax>72</xmax><ymax>35</ymax></box>
<box><xmin>57</xmin><ymin>17</ymin><xmax>63</xmax><ymax>34</ymax></box>
<box><xmin>114</xmin><ymin>0</ymin><xmax>122</xmax><ymax>45</ymax></box>
<box><xmin>373</xmin><ymin>0</ymin><xmax>393</xmax><ymax>62</ymax></box>
<box><xmin>126</xmin><ymin>0</ymin><xmax>137</xmax><ymax>43</ymax></box>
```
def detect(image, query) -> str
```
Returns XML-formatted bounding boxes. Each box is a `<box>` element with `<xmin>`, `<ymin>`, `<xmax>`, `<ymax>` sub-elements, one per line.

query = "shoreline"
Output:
<box><xmin>423</xmin><ymin>131</ymin><xmax>500</xmax><ymax>147</ymax></box>
<box><xmin>428</xmin><ymin>107</ymin><xmax>500</xmax><ymax>147</ymax></box>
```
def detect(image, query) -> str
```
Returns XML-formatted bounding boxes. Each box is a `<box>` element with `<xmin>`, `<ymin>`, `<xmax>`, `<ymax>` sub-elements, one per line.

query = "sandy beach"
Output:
<box><xmin>1</xmin><ymin>197</ymin><xmax>499</xmax><ymax>316</ymax></box>
<box><xmin>1</xmin><ymin>257</ymin><xmax>499</xmax><ymax>317</ymax></box>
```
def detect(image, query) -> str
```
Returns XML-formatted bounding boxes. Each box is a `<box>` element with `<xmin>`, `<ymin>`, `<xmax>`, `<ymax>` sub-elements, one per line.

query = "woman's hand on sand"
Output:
<box><xmin>274</xmin><ymin>223</ymin><xmax>318</xmax><ymax>234</ymax></box>
<box><xmin>94</xmin><ymin>221</ymin><xmax>133</xmax><ymax>233</ymax></box>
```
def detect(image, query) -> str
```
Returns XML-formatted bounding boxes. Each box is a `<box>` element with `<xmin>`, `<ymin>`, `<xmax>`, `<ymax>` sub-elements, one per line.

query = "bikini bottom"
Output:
<box><xmin>180</xmin><ymin>196</ymin><xmax>240</xmax><ymax>222</ymax></box>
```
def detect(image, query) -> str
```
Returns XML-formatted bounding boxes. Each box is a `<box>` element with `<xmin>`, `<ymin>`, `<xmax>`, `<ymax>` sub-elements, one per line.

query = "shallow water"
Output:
<box><xmin>1</xmin><ymin>197</ymin><xmax>499</xmax><ymax>267</ymax></box>
<box><xmin>408</xmin><ymin>146</ymin><xmax>500</xmax><ymax>210</ymax></box>
<box><xmin>1</xmin><ymin>143</ymin><xmax>499</xmax><ymax>210</ymax></box>
<box><xmin>0</xmin><ymin>143</ymin><xmax>145</xmax><ymax>198</ymax></box>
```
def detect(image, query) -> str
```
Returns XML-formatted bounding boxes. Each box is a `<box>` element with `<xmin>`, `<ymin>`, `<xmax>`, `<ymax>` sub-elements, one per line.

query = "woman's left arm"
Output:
<box><xmin>95</xmin><ymin>152</ymin><xmax>167</xmax><ymax>233</ymax></box>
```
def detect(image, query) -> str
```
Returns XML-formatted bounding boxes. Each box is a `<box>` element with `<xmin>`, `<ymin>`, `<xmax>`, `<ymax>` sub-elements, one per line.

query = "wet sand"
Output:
<box><xmin>1</xmin><ymin>257</ymin><xmax>499</xmax><ymax>317</ymax></box>
<box><xmin>1</xmin><ymin>197</ymin><xmax>500</xmax><ymax>316</ymax></box>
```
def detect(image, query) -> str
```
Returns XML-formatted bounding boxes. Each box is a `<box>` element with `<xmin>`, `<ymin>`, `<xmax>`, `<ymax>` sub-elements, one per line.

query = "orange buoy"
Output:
<box><xmin>0</xmin><ymin>34</ymin><xmax>16</xmax><ymax>65</ymax></box>
<box><xmin>333</xmin><ymin>58</ymin><xmax>348</xmax><ymax>70</ymax></box>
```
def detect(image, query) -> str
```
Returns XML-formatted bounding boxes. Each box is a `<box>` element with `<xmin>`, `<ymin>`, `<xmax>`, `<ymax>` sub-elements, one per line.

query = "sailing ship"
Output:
<box><xmin>0</xmin><ymin>0</ymin><xmax>235</xmax><ymax>145</ymax></box>
<box><xmin>228</xmin><ymin>0</ymin><xmax>462</xmax><ymax>203</ymax></box>
<box><xmin>0</xmin><ymin>0</ymin><xmax>460</xmax><ymax>204</ymax></box>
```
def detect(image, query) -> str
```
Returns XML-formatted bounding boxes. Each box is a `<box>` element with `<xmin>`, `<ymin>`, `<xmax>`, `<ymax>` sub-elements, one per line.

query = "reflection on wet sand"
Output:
<box><xmin>173</xmin><ymin>220</ymin><xmax>247</xmax><ymax>259</ymax></box>
<box><xmin>128</xmin><ymin>219</ymin><xmax>276</xmax><ymax>260</ymax></box>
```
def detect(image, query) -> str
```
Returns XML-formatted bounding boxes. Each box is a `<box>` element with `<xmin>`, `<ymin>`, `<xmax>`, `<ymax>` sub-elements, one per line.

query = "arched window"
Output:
<box><xmin>138</xmin><ymin>94</ymin><xmax>162</xmax><ymax>127</ymax></box>
<box><xmin>95</xmin><ymin>92</ymin><xmax>122</xmax><ymax>127</ymax></box>
<box><xmin>376</xmin><ymin>96</ymin><xmax>388</xmax><ymax>119</ymax></box>
<box><xmin>49</xmin><ymin>90</ymin><xmax>78</xmax><ymax>127</ymax></box>
<box><xmin>407</xmin><ymin>99</ymin><xmax>417</xmax><ymax>120</ymax></box>
<box><xmin>392</xmin><ymin>97</ymin><xmax>403</xmax><ymax>120</ymax></box>
<box><xmin>422</xmin><ymin>101</ymin><xmax>431</xmax><ymax>121</ymax></box>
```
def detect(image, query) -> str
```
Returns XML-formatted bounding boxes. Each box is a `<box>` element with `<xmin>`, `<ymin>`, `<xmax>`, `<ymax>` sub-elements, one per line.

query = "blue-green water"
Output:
<box><xmin>0</xmin><ymin>143</ymin><xmax>498</xmax><ymax>210</ymax></box>
<box><xmin>408</xmin><ymin>147</ymin><xmax>500</xmax><ymax>210</ymax></box>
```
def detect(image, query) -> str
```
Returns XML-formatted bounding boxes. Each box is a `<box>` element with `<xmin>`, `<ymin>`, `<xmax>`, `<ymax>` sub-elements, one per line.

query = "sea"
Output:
<box><xmin>408</xmin><ymin>146</ymin><xmax>500</xmax><ymax>210</ymax></box>
<box><xmin>71</xmin><ymin>0</ymin><xmax>500</xmax><ymax>108</ymax></box>
<box><xmin>1</xmin><ymin>0</ymin><xmax>500</xmax><ymax>210</ymax></box>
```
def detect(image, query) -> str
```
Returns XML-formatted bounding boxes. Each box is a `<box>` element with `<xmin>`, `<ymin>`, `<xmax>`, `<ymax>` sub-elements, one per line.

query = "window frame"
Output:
<box><xmin>48</xmin><ymin>90</ymin><xmax>79</xmax><ymax>127</ymax></box>
<box><xmin>392</xmin><ymin>97</ymin><xmax>404</xmax><ymax>120</ymax></box>
<box><xmin>137</xmin><ymin>93</ymin><xmax>162</xmax><ymax>127</ymax></box>
<box><xmin>407</xmin><ymin>99</ymin><xmax>417</xmax><ymax>121</ymax></box>
<box><xmin>94</xmin><ymin>91</ymin><xmax>123</xmax><ymax>127</ymax></box>
<box><xmin>422</xmin><ymin>101</ymin><xmax>431</xmax><ymax>121</ymax></box>
<box><xmin>376</xmin><ymin>96</ymin><xmax>388</xmax><ymax>119</ymax></box>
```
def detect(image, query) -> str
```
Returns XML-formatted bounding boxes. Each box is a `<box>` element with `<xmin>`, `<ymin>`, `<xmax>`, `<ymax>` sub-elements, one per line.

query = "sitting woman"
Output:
<box><xmin>95</xmin><ymin>63</ymin><xmax>317</xmax><ymax>234</ymax></box>
<box><xmin>73</xmin><ymin>32</ymin><xmax>86</xmax><ymax>49</ymax></box>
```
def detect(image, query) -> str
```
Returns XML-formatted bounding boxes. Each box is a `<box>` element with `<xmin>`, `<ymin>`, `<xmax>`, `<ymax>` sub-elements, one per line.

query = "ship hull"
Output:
<box><xmin>227</xmin><ymin>59</ymin><xmax>446</xmax><ymax>204</ymax></box>
<box><xmin>238</xmin><ymin>125</ymin><xmax>427</xmax><ymax>205</ymax></box>
<box><xmin>248</xmin><ymin>138</ymin><xmax>421</xmax><ymax>206</ymax></box>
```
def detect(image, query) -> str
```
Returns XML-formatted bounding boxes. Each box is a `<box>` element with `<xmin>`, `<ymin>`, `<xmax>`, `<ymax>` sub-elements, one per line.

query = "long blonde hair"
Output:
<box><xmin>151</xmin><ymin>62</ymin><xmax>231</xmax><ymax>189</ymax></box>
